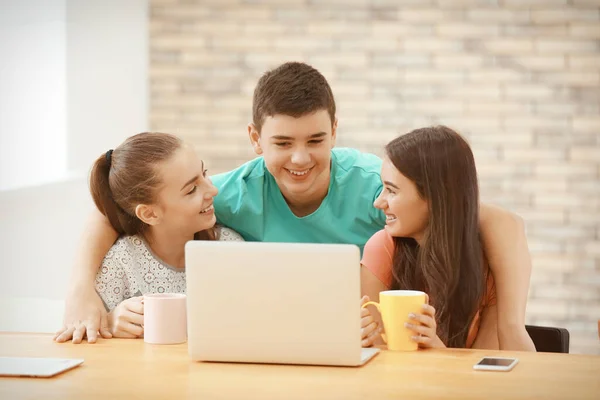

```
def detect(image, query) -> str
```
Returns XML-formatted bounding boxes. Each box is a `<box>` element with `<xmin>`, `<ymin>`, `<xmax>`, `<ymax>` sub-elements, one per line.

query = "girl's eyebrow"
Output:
<box><xmin>180</xmin><ymin>161</ymin><xmax>204</xmax><ymax>191</ymax></box>
<box><xmin>181</xmin><ymin>175</ymin><xmax>199</xmax><ymax>191</ymax></box>
<box><xmin>384</xmin><ymin>181</ymin><xmax>399</xmax><ymax>189</ymax></box>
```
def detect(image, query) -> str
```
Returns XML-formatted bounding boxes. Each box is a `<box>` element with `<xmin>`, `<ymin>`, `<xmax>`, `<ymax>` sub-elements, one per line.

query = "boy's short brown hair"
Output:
<box><xmin>252</xmin><ymin>62</ymin><xmax>336</xmax><ymax>133</ymax></box>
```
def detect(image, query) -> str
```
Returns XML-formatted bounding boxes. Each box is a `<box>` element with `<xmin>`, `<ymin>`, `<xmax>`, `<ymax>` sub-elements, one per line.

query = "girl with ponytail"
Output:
<box><xmin>57</xmin><ymin>132</ymin><xmax>243</xmax><ymax>341</ymax></box>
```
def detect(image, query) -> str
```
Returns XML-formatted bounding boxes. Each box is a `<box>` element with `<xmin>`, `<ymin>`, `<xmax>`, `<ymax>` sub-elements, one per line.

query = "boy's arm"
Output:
<box><xmin>479</xmin><ymin>204</ymin><xmax>536</xmax><ymax>351</ymax></box>
<box><xmin>55</xmin><ymin>208</ymin><xmax>119</xmax><ymax>344</ymax></box>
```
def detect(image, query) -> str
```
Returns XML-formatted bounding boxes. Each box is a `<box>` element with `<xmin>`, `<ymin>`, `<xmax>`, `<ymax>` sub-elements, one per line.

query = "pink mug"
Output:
<box><xmin>143</xmin><ymin>293</ymin><xmax>187</xmax><ymax>345</ymax></box>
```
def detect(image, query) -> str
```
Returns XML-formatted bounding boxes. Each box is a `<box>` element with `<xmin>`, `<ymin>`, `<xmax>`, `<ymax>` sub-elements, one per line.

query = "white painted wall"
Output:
<box><xmin>67</xmin><ymin>0</ymin><xmax>148</xmax><ymax>172</ymax></box>
<box><xmin>0</xmin><ymin>0</ymin><xmax>148</xmax><ymax>190</ymax></box>
<box><xmin>0</xmin><ymin>176</ymin><xmax>92</xmax><ymax>332</ymax></box>
<box><xmin>0</xmin><ymin>0</ymin><xmax>67</xmax><ymax>191</ymax></box>
<box><xmin>0</xmin><ymin>0</ymin><xmax>148</xmax><ymax>333</ymax></box>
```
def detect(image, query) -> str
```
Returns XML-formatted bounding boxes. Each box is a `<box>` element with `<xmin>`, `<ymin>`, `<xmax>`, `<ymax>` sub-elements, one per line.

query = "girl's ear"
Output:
<box><xmin>135</xmin><ymin>204</ymin><xmax>161</xmax><ymax>226</ymax></box>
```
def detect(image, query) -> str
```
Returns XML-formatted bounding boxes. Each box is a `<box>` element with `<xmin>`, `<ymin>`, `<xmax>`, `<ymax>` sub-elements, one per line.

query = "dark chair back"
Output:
<box><xmin>526</xmin><ymin>325</ymin><xmax>570</xmax><ymax>353</ymax></box>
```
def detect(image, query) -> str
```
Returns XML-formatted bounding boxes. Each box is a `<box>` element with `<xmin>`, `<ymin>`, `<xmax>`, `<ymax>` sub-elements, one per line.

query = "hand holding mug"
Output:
<box><xmin>361</xmin><ymin>290</ymin><xmax>427</xmax><ymax>351</ymax></box>
<box><xmin>360</xmin><ymin>296</ymin><xmax>382</xmax><ymax>347</ymax></box>
<box><xmin>108</xmin><ymin>296</ymin><xmax>144</xmax><ymax>338</ymax></box>
<box><xmin>404</xmin><ymin>303</ymin><xmax>446</xmax><ymax>349</ymax></box>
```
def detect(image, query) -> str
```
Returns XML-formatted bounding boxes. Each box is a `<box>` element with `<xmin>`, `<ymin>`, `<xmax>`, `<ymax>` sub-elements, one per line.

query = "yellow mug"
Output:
<box><xmin>362</xmin><ymin>290</ymin><xmax>427</xmax><ymax>351</ymax></box>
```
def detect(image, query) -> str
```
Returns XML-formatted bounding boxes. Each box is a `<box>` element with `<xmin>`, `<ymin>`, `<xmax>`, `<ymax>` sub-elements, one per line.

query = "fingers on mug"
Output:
<box><xmin>362</xmin><ymin>301</ymin><xmax>387</xmax><ymax>343</ymax></box>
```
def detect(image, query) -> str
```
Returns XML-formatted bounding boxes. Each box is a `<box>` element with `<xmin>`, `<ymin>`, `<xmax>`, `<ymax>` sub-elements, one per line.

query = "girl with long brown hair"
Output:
<box><xmin>55</xmin><ymin>132</ymin><xmax>242</xmax><ymax>341</ymax></box>
<box><xmin>360</xmin><ymin>126</ymin><xmax>532</xmax><ymax>349</ymax></box>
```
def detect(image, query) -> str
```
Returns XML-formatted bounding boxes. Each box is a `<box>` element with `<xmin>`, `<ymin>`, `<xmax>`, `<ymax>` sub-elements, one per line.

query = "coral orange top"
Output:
<box><xmin>361</xmin><ymin>229</ymin><xmax>497</xmax><ymax>348</ymax></box>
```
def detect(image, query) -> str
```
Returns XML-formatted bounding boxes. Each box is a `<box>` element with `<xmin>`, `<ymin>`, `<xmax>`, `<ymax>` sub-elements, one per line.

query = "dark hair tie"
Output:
<box><xmin>105</xmin><ymin>149</ymin><xmax>114</xmax><ymax>167</ymax></box>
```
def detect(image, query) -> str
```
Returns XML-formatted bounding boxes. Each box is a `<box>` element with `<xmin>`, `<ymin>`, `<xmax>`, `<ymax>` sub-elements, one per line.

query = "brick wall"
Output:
<box><xmin>149</xmin><ymin>0</ymin><xmax>600</xmax><ymax>354</ymax></box>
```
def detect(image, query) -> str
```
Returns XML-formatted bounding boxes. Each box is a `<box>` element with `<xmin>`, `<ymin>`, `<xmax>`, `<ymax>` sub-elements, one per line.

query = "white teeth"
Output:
<box><xmin>288</xmin><ymin>169</ymin><xmax>310</xmax><ymax>176</ymax></box>
<box><xmin>386</xmin><ymin>215</ymin><xmax>397</xmax><ymax>222</ymax></box>
<box><xmin>200</xmin><ymin>205</ymin><xmax>214</xmax><ymax>214</ymax></box>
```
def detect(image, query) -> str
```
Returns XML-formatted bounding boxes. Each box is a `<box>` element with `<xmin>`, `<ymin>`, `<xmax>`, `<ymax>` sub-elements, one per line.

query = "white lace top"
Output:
<box><xmin>95</xmin><ymin>226</ymin><xmax>244</xmax><ymax>311</ymax></box>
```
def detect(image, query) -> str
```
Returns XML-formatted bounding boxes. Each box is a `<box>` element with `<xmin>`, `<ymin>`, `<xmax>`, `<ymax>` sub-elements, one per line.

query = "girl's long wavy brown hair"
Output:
<box><xmin>89</xmin><ymin>132</ymin><xmax>216</xmax><ymax>241</ymax></box>
<box><xmin>386</xmin><ymin>126</ymin><xmax>485</xmax><ymax>348</ymax></box>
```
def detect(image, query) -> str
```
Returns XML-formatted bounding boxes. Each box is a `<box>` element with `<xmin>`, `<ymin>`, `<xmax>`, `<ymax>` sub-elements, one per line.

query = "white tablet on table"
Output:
<box><xmin>0</xmin><ymin>357</ymin><xmax>84</xmax><ymax>378</ymax></box>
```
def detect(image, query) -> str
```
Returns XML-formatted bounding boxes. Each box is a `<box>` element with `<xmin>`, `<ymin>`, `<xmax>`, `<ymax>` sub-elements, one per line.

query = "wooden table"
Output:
<box><xmin>1</xmin><ymin>333</ymin><xmax>598</xmax><ymax>400</ymax></box>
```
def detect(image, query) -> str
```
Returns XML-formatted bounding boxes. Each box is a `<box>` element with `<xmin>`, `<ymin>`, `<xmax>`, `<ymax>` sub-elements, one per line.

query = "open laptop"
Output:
<box><xmin>184</xmin><ymin>241</ymin><xmax>380</xmax><ymax>367</ymax></box>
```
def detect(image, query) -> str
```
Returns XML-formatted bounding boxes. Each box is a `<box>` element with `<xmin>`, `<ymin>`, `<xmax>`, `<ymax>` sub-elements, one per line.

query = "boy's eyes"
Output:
<box><xmin>274</xmin><ymin>140</ymin><xmax>324</xmax><ymax>147</ymax></box>
<box><xmin>202</xmin><ymin>169</ymin><xmax>208</xmax><ymax>177</ymax></box>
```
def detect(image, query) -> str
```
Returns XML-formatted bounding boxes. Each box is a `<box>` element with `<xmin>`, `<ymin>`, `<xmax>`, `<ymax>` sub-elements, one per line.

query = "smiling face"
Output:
<box><xmin>248</xmin><ymin>109</ymin><xmax>337</xmax><ymax>209</ymax></box>
<box><xmin>139</xmin><ymin>145</ymin><xmax>218</xmax><ymax>237</ymax></box>
<box><xmin>373</xmin><ymin>156</ymin><xmax>429</xmax><ymax>243</ymax></box>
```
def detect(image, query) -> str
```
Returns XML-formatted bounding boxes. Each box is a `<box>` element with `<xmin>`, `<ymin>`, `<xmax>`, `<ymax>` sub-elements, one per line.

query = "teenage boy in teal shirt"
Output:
<box><xmin>57</xmin><ymin>62</ymin><xmax>534</xmax><ymax>351</ymax></box>
<box><xmin>211</xmin><ymin>63</ymin><xmax>385</xmax><ymax>253</ymax></box>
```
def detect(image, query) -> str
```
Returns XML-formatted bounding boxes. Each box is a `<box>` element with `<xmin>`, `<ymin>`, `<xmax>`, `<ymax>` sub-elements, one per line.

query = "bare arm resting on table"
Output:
<box><xmin>54</xmin><ymin>208</ymin><xmax>119</xmax><ymax>344</ymax></box>
<box><xmin>479</xmin><ymin>204</ymin><xmax>536</xmax><ymax>352</ymax></box>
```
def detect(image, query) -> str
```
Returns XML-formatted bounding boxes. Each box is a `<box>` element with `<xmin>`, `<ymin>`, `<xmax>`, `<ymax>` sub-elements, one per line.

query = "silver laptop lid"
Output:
<box><xmin>185</xmin><ymin>241</ymin><xmax>362</xmax><ymax>366</ymax></box>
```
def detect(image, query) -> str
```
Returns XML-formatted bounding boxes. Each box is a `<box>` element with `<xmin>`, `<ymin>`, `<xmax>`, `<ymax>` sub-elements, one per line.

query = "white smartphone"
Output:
<box><xmin>0</xmin><ymin>357</ymin><xmax>84</xmax><ymax>378</ymax></box>
<box><xmin>473</xmin><ymin>357</ymin><xmax>518</xmax><ymax>372</ymax></box>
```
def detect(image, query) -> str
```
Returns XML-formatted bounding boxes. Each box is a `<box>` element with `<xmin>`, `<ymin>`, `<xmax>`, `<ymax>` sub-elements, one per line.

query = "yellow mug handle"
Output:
<box><xmin>362</xmin><ymin>301</ymin><xmax>387</xmax><ymax>344</ymax></box>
